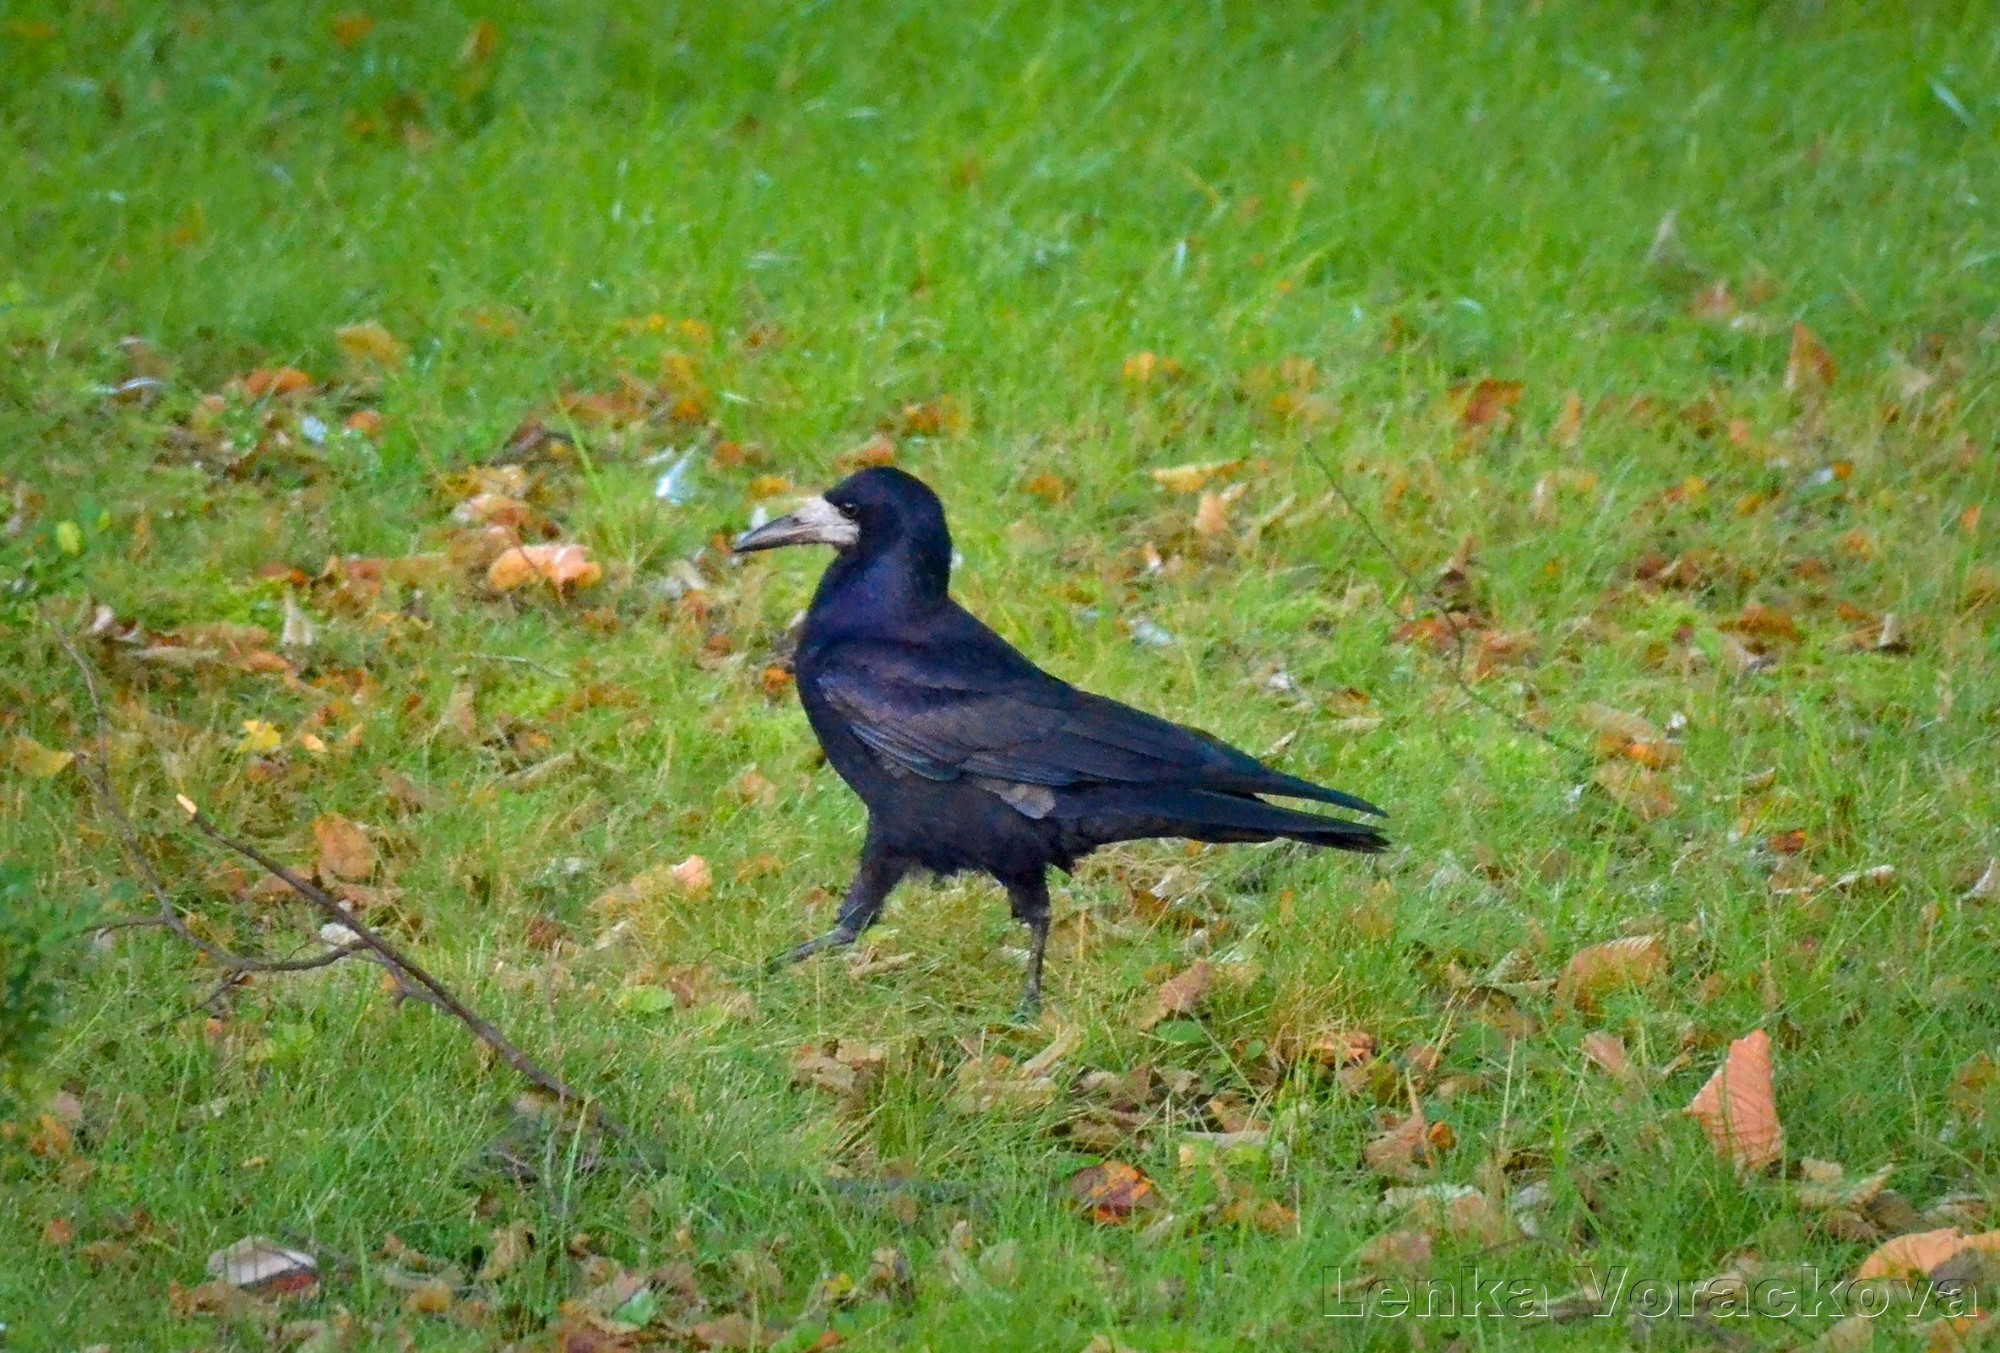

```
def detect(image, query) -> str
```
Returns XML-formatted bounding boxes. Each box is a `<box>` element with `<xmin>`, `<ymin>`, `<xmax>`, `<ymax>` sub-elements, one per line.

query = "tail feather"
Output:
<box><xmin>1069</xmin><ymin>785</ymin><xmax>1389</xmax><ymax>854</ymax></box>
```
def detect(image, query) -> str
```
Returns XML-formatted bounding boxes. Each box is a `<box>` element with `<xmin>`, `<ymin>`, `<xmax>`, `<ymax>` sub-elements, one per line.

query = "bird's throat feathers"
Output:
<box><xmin>812</xmin><ymin>511</ymin><xmax>953</xmax><ymax>627</ymax></box>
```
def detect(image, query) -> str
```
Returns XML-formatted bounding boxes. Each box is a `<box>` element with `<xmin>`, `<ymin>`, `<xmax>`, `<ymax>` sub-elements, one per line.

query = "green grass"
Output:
<box><xmin>4</xmin><ymin>1</ymin><xmax>2000</xmax><ymax>1347</ymax></box>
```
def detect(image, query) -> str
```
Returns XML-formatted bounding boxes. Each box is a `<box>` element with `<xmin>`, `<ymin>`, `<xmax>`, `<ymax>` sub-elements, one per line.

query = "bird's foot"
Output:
<box><xmin>767</xmin><ymin>925</ymin><xmax>858</xmax><ymax>973</ymax></box>
<box><xmin>1010</xmin><ymin>983</ymin><xmax>1044</xmax><ymax>1026</ymax></box>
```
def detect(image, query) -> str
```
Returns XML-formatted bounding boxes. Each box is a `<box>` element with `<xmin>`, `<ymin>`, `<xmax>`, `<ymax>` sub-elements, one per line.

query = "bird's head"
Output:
<box><xmin>732</xmin><ymin>466</ymin><xmax>950</xmax><ymax>563</ymax></box>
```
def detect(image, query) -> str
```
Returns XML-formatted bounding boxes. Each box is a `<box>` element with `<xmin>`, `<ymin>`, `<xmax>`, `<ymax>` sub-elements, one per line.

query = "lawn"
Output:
<box><xmin>4</xmin><ymin>1</ymin><xmax>2000</xmax><ymax>1348</ymax></box>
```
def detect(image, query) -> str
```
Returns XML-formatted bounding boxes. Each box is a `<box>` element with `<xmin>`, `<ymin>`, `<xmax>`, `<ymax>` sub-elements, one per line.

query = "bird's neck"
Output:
<box><xmin>811</xmin><ymin>543</ymin><xmax>950</xmax><ymax>636</ymax></box>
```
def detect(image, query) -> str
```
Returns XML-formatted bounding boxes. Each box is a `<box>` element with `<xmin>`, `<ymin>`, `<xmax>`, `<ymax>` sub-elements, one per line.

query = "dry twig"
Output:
<box><xmin>50</xmin><ymin>617</ymin><xmax>635</xmax><ymax>1143</ymax></box>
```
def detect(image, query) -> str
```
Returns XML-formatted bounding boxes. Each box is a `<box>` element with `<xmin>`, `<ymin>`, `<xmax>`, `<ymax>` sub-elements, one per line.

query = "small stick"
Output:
<box><xmin>177</xmin><ymin>798</ymin><xmax>630</xmax><ymax>1141</ymax></box>
<box><xmin>50</xmin><ymin>618</ymin><xmax>636</xmax><ymax>1144</ymax></box>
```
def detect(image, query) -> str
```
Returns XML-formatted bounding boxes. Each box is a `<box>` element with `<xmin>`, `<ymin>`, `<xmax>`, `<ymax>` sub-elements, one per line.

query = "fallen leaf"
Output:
<box><xmin>9</xmin><ymin>733</ymin><xmax>73</xmax><ymax>778</ymax></box>
<box><xmin>1138</xmin><ymin>960</ymin><xmax>1212</xmax><ymax>1031</ymax></box>
<box><xmin>1559</xmin><ymin>934</ymin><xmax>1665</xmax><ymax>1005</ymax></box>
<box><xmin>691</xmin><ymin>1312</ymin><xmax>772</xmax><ymax>1349</ymax></box>
<box><xmin>1150</xmin><ymin>459</ymin><xmax>1242</xmax><ymax>494</ymax></box>
<box><xmin>335</xmin><ymin>321</ymin><xmax>407</xmax><ymax>369</ymax></box>
<box><xmin>1193</xmin><ymin>490</ymin><xmax>1232</xmax><ymax>538</ymax></box>
<box><xmin>487</xmin><ymin>543</ymin><xmax>602</xmax><ymax>593</ymax></box>
<box><xmin>1592</xmin><ymin>763</ymin><xmax>1675</xmax><ymax>820</ymax></box>
<box><xmin>206</xmin><ymin>1235</ymin><xmax>319</xmax><ymax>1298</ymax></box>
<box><xmin>1797</xmin><ymin>1160</ymin><xmax>1896</xmax><ymax>1213</ymax></box>
<box><xmin>790</xmin><ymin>1040</ymin><xmax>887</xmax><ymax>1103</ymax></box>
<box><xmin>832</xmin><ymin>432</ymin><xmax>896</xmax><ymax>472</ymax></box>
<box><xmin>1066</xmin><ymin>1160</ymin><xmax>1159</xmax><ymax>1224</ymax></box>
<box><xmin>1355</xmin><ymin>1228</ymin><xmax>1433</xmax><ymax>1277</ymax></box>
<box><xmin>42</xmin><ymin>1216</ymin><xmax>74</xmax><ymax>1247</ymax></box>
<box><xmin>1456</xmin><ymin>377</ymin><xmax>1522</xmax><ymax>433</ymax></box>
<box><xmin>313</xmin><ymin>813</ymin><xmax>376</xmax><ymax>882</ymax></box>
<box><xmin>237</xmin><ymin>719</ymin><xmax>284</xmax><ymax>756</ymax></box>
<box><xmin>478</xmin><ymin>1221</ymin><xmax>533</xmax><ymax>1281</ymax></box>
<box><xmin>345</xmin><ymin>409</ymin><xmax>384</xmax><ymax>438</ymax></box>
<box><xmin>1364</xmin><ymin>1103</ymin><xmax>1430</xmax><ymax>1180</ymax></box>
<box><xmin>1854</xmin><ymin>1228</ymin><xmax>1964</xmax><ymax>1281</ymax></box>
<box><xmin>242</xmin><ymin>367</ymin><xmax>315</xmax><ymax>399</ymax></box>
<box><xmin>403</xmin><ymin>1278</ymin><xmax>453</xmax><ymax>1315</ymax></box>
<box><xmin>1785</xmin><ymin>323</ymin><xmax>1837</xmax><ymax>396</ymax></box>
<box><xmin>1581</xmin><ymin>1031</ymin><xmax>1634</xmax><ymax>1080</ymax></box>
<box><xmin>1577</xmin><ymin>702</ymin><xmax>1663</xmax><ymax>749</ymax></box>
<box><xmin>1686</xmin><ymin>1029</ymin><xmax>1785</xmax><ymax>1174</ymax></box>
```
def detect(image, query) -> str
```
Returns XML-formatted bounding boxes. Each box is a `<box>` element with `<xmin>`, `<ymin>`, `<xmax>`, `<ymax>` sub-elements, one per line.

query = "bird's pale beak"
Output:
<box><xmin>731</xmin><ymin>495</ymin><xmax>860</xmax><ymax>554</ymax></box>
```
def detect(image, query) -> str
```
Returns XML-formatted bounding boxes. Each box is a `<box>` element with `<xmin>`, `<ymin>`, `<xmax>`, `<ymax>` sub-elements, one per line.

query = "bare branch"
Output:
<box><xmin>49</xmin><ymin>615</ymin><xmax>636</xmax><ymax>1145</ymax></box>
<box><xmin>177</xmin><ymin>804</ymin><xmax>632</xmax><ymax>1140</ymax></box>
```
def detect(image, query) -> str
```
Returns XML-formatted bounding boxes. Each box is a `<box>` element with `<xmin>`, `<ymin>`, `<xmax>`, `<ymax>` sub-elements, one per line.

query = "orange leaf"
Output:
<box><xmin>1854</xmin><ymin>1228</ymin><xmax>1964</xmax><ymax>1281</ymax></box>
<box><xmin>242</xmin><ymin>367</ymin><xmax>315</xmax><ymax>399</ymax></box>
<box><xmin>486</xmin><ymin>543</ymin><xmax>602</xmax><ymax>593</ymax></box>
<box><xmin>1455</xmin><ymin>378</ymin><xmax>1522</xmax><ymax>431</ymax></box>
<box><xmin>1785</xmin><ymin>323</ymin><xmax>1837</xmax><ymax>396</ymax></box>
<box><xmin>1364</xmin><ymin>1105</ymin><xmax>1429</xmax><ymax>1179</ymax></box>
<box><xmin>1150</xmin><ymin>459</ymin><xmax>1242</xmax><ymax>495</ymax></box>
<box><xmin>1550</xmin><ymin>389</ymin><xmax>1584</xmax><ymax>449</ymax></box>
<box><xmin>1067</xmin><ymin>1160</ymin><xmax>1159</xmax><ymax>1224</ymax></box>
<box><xmin>312</xmin><ymin>813</ymin><xmax>376</xmax><ymax>882</ymax></box>
<box><xmin>1559</xmin><ymin>935</ymin><xmax>1665</xmax><ymax>1005</ymax></box>
<box><xmin>1686</xmin><ymin>1029</ymin><xmax>1785</xmax><ymax>1173</ymax></box>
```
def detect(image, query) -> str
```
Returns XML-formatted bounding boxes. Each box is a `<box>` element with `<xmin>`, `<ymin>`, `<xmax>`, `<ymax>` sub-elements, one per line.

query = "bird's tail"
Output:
<box><xmin>1069</xmin><ymin>786</ymin><xmax>1389</xmax><ymax>854</ymax></box>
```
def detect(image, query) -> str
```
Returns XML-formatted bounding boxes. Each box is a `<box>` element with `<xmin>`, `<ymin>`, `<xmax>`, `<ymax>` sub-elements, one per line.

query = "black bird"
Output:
<box><xmin>733</xmin><ymin>467</ymin><xmax>1386</xmax><ymax>1015</ymax></box>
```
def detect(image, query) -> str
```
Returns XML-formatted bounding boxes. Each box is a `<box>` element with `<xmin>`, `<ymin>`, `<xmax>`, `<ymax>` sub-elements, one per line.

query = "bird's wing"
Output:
<box><xmin>811</xmin><ymin>641</ymin><xmax>1380</xmax><ymax>815</ymax></box>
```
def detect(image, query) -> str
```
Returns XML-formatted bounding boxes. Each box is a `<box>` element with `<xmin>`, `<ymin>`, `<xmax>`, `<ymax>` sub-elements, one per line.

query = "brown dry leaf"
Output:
<box><xmin>1138</xmin><ymin>960</ymin><xmax>1212</xmax><ymax>1031</ymax></box>
<box><xmin>1193</xmin><ymin>490</ymin><xmax>1232</xmax><ymax>538</ymax></box>
<box><xmin>404</xmin><ymin>1278</ymin><xmax>454</xmax><ymax>1315</ymax></box>
<box><xmin>487</xmin><ymin>543</ymin><xmax>602</xmax><ymax>593</ymax></box>
<box><xmin>1364</xmin><ymin>1103</ymin><xmax>1430</xmax><ymax>1180</ymax></box>
<box><xmin>1797</xmin><ymin>1160</ymin><xmax>1896</xmax><ymax>1213</ymax></box>
<box><xmin>1786</xmin><ymin>323</ymin><xmax>1837</xmax><ymax>396</ymax></box>
<box><xmin>1686</xmin><ymin>1029</ymin><xmax>1785</xmax><ymax>1174</ymax></box>
<box><xmin>1559</xmin><ymin>934</ymin><xmax>1665</xmax><ymax>1005</ymax></box>
<box><xmin>1720</xmin><ymin>632</ymin><xmax>1774</xmax><ymax>677</ymax></box>
<box><xmin>452</xmin><ymin>493</ymin><xmax>532</xmax><ymax>529</ymax></box>
<box><xmin>1577</xmin><ymin>702</ymin><xmax>1663</xmax><ymax>750</ymax></box>
<box><xmin>478</xmin><ymin>1222</ymin><xmax>534</xmax><ymax>1281</ymax></box>
<box><xmin>790</xmin><ymin>1039</ymin><xmax>887</xmax><ymax>1103</ymax></box>
<box><xmin>8</xmin><ymin>733</ymin><xmax>74</xmax><ymax>778</ymax></box>
<box><xmin>335</xmin><ymin>321</ymin><xmax>407</xmax><ymax>369</ymax></box>
<box><xmin>312</xmin><ymin>813</ymin><xmax>376</xmax><ymax>882</ymax></box>
<box><xmin>1581</xmin><ymin>1031</ymin><xmax>1634</xmax><ymax>1080</ymax></box>
<box><xmin>1456</xmin><ymin>377</ymin><xmax>1522</xmax><ymax>432</ymax></box>
<box><xmin>1150</xmin><ymin>459</ymin><xmax>1242</xmax><ymax>494</ymax></box>
<box><xmin>690</xmin><ymin>1313</ymin><xmax>772</xmax><ymax>1350</ymax></box>
<box><xmin>1592</xmin><ymin>763</ymin><xmax>1675</xmax><ymax>820</ymax></box>
<box><xmin>1355</xmin><ymin>1228</ymin><xmax>1433</xmax><ymax>1277</ymax></box>
<box><xmin>1854</xmin><ymin>1228</ymin><xmax>1964</xmax><ymax>1281</ymax></box>
<box><xmin>590</xmin><ymin>857</ymin><xmax>713</xmax><ymax>914</ymax></box>
<box><xmin>42</xmin><ymin>1216</ymin><xmax>74</xmax><ymax>1247</ymax></box>
<box><xmin>1725</xmin><ymin>601</ymin><xmax>1801</xmax><ymax>642</ymax></box>
<box><xmin>1066</xmin><ymin>1160</ymin><xmax>1159</xmax><ymax>1224</ymax></box>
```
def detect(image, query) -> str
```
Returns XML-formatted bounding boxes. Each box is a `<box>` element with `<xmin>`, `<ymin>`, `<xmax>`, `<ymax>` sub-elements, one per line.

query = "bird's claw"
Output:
<box><xmin>767</xmin><ymin>925</ymin><xmax>859</xmax><ymax>973</ymax></box>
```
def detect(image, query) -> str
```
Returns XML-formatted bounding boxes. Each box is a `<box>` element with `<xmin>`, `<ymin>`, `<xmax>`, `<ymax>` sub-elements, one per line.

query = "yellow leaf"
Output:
<box><xmin>9</xmin><ymin>735</ymin><xmax>74</xmax><ymax>778</ymax></box>
<box><xmin>237</xmin><ymin>720</ymin><xmax>283</xmax><ymax>755</ymax></box>
<box><xmin>1150</xmin><ymin>459</ymin><xmax>1243</xmax><ymax>494</ymax></box>
<box><xmin>54</xmin><ymin>521</ymin><xmax>82</xmax><ymax>555</ymax></box>
<box><xmin>335</xmin><ymin>321</ymin><xmax>407</xmax><ymax>369</ymax></box>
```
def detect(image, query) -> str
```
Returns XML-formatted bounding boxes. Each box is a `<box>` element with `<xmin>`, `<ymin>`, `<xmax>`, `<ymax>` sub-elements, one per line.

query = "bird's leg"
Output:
<box><xmin>770</xmin><ymin>846</ymin><xmax>907</xmax><ymax>971</ymax></box>
<box><xmin>1006</xmin><ymin>875</ymin><xmax>1053</xmax><ymax>1020</ymax></box>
